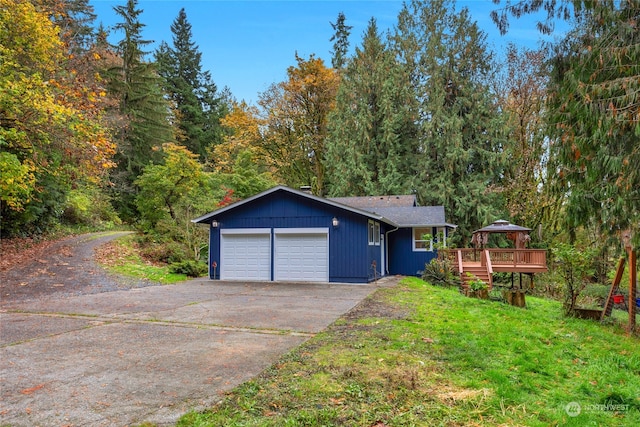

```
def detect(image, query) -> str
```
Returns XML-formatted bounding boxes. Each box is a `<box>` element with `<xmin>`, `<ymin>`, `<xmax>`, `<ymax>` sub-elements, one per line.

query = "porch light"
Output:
<box><xmin>212</xmin><ymin>220</ymin><xmax>219</xmax><ymax>228</ymax></box>
<box><xmin>332</xmin><ymin>217</ymin><xmax>339</xmax><ymax>227</ymax></box>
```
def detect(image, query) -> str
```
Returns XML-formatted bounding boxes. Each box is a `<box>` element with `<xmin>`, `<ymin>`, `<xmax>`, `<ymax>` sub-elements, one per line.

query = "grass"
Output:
<box><xmin>95</xmin><ymin>233</ymin><xmax>189</xmax><ymax>284</ymax></box>
<box><xmin>175</xmin><ymin>277</ymin><xmax>639</xmax><ymax>427</ymax></box>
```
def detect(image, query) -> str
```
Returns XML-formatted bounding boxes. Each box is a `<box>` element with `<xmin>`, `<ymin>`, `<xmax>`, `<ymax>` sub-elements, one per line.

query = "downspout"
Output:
<box><xmin>384</xmin><ymin>226</ymin><xmax>399</xmax><ymax>275</ymax></box>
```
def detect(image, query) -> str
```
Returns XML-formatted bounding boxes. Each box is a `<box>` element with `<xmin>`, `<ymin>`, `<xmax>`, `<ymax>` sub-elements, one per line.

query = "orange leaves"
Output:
<box><xmin>20</xmin><ymin>383</ymin><xmax>45</xmax><ymax>395</ymax></box>
<box><xmin>212</xmin><ymin>102</ymin><xmax>264</xmax><ymax>173</ymax></box>
<box><xmin>0</xmin><ymin>0</ymin><xmax>117</xmax><ymax>214</ymax></box>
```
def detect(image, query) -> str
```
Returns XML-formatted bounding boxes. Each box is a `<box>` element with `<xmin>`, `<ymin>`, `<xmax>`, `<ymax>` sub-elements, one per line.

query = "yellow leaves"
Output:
<box><xmin>0</xmin><ymin>151</ymin><xmax>36</xmax><ymax>211</ymax></box>
<box><xmin>0</xmin><ymin>0</ymin><xmax>63</xmax><ymax>74</ymax></box>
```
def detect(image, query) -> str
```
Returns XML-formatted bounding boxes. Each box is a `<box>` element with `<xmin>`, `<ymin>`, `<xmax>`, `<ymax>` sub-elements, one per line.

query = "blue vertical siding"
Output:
<box><xmin>387</xmin><ymin>228</ymin><xmax>437</xmax><ymax>276</ymax></box>
<box><xmin>206</xmin><ymin>191</ymin><xmax>380</xmax><ymax>283</ymax></box>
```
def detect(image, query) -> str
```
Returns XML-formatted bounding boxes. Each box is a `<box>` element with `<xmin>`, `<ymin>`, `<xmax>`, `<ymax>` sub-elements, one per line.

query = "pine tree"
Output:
<box><xmin>329</xmin><ymin>12</ymin><xmax>353</xmax><ymax>70</ymax></box>
<box><xmin>326</xmin><ymin>18</ymin><xmax>418</xmax><ymax>197</ymax></box>
<box><xmin>392</xmin><ymin>0</ymin><xmax>508</xmax><ymax>244</ymax></box>
<box><xmin>107</xmin><ymin>0</ymin><xmax>174</xmax><ymax>219</ymax></box>
<box><xmin>155</xmin><ymin>8</ymin><xmax>227</xmax><ymax>160</ymax></box>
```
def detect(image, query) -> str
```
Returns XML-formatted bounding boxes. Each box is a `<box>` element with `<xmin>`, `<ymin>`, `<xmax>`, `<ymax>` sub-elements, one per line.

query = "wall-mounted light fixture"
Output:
<box><xmin>212</xmin><ymin>220</ymin><xmax>219</xmax><ymax>228</ymax></box>
<box><xmin>332</xmin><ymin>217</ymin><xmax>339</xmax><ymax>227</ymax></box>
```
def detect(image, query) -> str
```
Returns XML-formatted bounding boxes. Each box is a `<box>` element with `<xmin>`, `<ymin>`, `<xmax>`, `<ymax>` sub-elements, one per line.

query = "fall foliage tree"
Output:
<box><xmin>209</xmin><ymin>101</ymin><xmax>265</xmax><ymax>173</ymax></box>
<box><xmin>0</xmin><ymin>0</ymin><xmax>115</xmax><ymax>235</ymax></box>
<box><xmin>494</xmin><ymin>44</ymin><xmax>562</xmax><ymax>239</ymax></box>
<box><xmin>258</xmin><ymin>54</ymin><xmax>339</xmax><ymax>196</ymax></box>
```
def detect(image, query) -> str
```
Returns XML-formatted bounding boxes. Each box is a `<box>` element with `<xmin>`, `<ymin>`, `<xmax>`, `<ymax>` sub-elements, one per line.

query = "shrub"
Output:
<box><xmin>169</xmin><ymin>260</ymin><xmax>208</xmax><ymax>277</ymax></box>
<box><xmin>551</xmin><ymin>243</ymin><xmax>598</xmax><ymax>316</ymax></box>
<box><xmin>62</xmin><ymin>187</ymin><xmax>121</xmax><ymax>228</ymax></box>
<box><xmin>421</xmin><ymin>257</ymin><xmax>460</xmax><ymax>287</ymax></box>
<box><xmin>136</xmin><ymin>235</ymin><xmax>189</xmax><ymax>264</ymax></box>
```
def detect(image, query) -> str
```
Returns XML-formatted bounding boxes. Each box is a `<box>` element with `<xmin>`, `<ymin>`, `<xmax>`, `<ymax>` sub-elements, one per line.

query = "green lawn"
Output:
<box><xmin>95</xmin><ymin>233</ymin><xmax>189</xmax><ymax>284</ymax></box>
<box><xmin>175</xmin><ymin>277</ymin><xmax>639</xmax><ymax>427</ymax></box>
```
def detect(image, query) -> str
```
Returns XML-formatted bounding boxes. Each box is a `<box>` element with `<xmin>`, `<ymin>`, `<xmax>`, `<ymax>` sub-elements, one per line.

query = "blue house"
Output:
<box><xmin>192</xmin><ymin>186</ymin><xmax>456</xmax><ymax>283</ymax></box>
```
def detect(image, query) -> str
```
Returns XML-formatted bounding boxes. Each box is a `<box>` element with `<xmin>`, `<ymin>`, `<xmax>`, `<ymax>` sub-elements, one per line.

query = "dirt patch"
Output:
<box><xmin>343</xmin><ymin>289</ymin><xmax>409</xmax><ymax>322</ymax></box>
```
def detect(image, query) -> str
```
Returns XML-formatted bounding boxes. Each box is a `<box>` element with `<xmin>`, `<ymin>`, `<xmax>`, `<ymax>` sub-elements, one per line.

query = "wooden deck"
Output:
<box><xmin>442</xmin><ymin>248</ymin><xmax>548</xmax><ymax>288</ymax></box>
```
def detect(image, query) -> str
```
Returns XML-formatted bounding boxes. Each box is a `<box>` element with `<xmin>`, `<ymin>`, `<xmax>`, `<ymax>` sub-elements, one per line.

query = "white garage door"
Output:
<box><xmin>274</xmin><ymin>228</ymin><xmax>329</xmax><ymax>282</ymax></box>
<box><xmin>220</xmin><ymin>229</ymin><xmax>271</xmax><ymax>281</ymax></box>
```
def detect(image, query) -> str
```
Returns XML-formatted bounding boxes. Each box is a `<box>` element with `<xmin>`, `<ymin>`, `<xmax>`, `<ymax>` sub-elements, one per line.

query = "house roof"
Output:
<box><xmin>191</xmin><ymin>185</ymin><xmax>456</xmax><ymax>229</ymax></box>
<box><xmin>329</xmin><ymin>195</ymin><xmax>417</xmax><ymax>208</ymax></box>
<box><xmin>191</xmin><ymin>185</ymin><xmax>397</xmax><ymax>226</ymax></box>
<box><xmin>364</xmin><ymin>206</ymin><xmax>457</xmax><ymax>228</ymax></box>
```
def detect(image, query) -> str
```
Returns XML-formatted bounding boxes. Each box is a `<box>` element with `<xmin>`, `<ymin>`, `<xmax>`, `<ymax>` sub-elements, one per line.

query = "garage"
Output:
<box><xmin>274</xmin><ymin>228</ymin><xmax>329</xmax><ymax>282</ymax></box>
<box><xmin>220</xmin><ymin>229</ymin><xmax>271</xmax><ymax>281</ymax></box>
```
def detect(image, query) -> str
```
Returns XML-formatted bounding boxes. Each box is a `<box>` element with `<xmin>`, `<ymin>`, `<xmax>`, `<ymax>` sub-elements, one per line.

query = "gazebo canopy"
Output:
<box><xmin>473</xmin><ymin>219</ymin><xmax>531</xmax><ymax>234</ymax></box>
<box><xmin>472</xmin><ymin>220</ymin><xmax>532</xmax><ymax>249</ymax></box>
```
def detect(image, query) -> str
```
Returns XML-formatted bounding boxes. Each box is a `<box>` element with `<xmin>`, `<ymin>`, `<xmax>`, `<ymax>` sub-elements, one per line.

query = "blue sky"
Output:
<box><xmin>90</xmin><ymin>0</ymin><xmax>561</xmax><ymax>104</ymax></box>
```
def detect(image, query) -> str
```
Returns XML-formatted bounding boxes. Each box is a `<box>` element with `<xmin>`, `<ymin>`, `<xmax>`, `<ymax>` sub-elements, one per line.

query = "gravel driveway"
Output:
<box><xmin>0</xmin><ymin>232</ymin><xmax>392</xmax><ymax>426</ymax></box>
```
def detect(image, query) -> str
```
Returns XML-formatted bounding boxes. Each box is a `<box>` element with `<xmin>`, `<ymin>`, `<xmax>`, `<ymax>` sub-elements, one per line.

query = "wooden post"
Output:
<box><xmin>629</xmin><ymin>247</ymin><xmax>637</xmax><ymax>334</ymax></box>
<box><xmin>622</xmin><ymin>229</ymin><xmax>636</xmax><ymax>334</ymax></box>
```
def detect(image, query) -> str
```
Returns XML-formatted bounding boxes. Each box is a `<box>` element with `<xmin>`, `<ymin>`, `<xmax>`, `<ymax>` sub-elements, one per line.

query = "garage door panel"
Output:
<box><xmin>221</xmin><ymin>233</ymin><xmax>271</xmax><ymax>281</ymax></box>
<box><xmin>274</xmin><ymin>232</ymin><xmax>328</xmax><ymax>282</ymax></box>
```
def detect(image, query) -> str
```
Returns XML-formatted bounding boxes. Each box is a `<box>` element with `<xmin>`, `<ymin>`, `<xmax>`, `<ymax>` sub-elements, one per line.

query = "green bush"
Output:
<box><xmin>169</xmin><ymin>260</ymin><xmax>208</xmax><ymax>277</ymax></box>
<box><xmin>421</xmin><ymin>257</ymin><xmax>460</xmax><ymax>287</ymax></box>
<box><xmin>62</xmin><ymin>187</ymin><xmax>121</xmax><ymax>228</ymax></box>
<box><xmin>137</xmin><ymin>238</ymin><xmax>188</xmax><ymax>264</ymax></box>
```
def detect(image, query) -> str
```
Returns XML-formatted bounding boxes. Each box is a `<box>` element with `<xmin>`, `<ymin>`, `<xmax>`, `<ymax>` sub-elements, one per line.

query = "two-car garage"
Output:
<box><xmin>219</xmin><ymin>228</ymin><xmax>329</xmax><ymax>282</ymax></box>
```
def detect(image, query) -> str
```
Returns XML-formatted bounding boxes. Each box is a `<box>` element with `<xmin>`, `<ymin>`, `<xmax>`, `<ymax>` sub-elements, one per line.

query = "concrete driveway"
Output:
<box><xmin>0</xmin><ymin>278</ymin><xmax>393</xmax><ymax>426</ymax></box>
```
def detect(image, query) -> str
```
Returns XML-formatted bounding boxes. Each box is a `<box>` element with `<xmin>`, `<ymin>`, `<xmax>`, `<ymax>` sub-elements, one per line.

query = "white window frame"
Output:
<box><xmin>368</xmin><ymin>220</ymin><xmax>380</xmax><ymax>246</ymax></box>
<box><xmin>413</xmin><ymin>227</ymin><xmax>433</xmax><ymax>252</ymax></box>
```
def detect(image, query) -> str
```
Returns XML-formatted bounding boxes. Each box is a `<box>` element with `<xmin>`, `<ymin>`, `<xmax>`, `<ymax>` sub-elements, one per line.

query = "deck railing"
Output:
<box><xmin>442</xmin><ymin>248</ymin><xmax>548</xmax><ymax>271</ymax></box>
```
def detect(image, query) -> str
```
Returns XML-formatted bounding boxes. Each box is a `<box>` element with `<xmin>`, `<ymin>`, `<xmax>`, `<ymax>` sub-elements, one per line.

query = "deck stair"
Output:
<box><xmin>461</xmin><ymin>263</ymin><xmax>492</xmax><ymax>289</ymax></box>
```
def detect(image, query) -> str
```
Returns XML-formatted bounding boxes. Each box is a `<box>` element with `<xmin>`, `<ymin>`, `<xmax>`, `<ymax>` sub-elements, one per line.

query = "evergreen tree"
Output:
<box><xmin>155</xmin><ymin>8</ymin><xmax>227</xmax><ymax>160</ymax></box>
<box><xmin>546</xmin><ymin>0</ymin><xmax>640</xmax><ymax>247</ymax></box>
<box><xmin>392</xmin><ymin>0</ymin><xmax>507</xmax><ymax>244</ymax></box>
<box><xmin>326</xmin><ymin>18</ymin><xmax>418</xmax><ymax>196</ymax></box>
<box><xmin>329</xmin><ymin>12</ymin><xmax>352</xmax><ymax>70</ymax></box>
<box><xmin>107</xmin><ymin>0</ymin><xmax>174</xmax><ymax>219</ymax></box>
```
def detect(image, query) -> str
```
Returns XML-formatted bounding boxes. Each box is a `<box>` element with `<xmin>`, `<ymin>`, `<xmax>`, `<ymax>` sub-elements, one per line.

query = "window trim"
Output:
<box><xmin>412</xmin><ymin>227</ymin><xmax>433</xmax><ymax>252</ymax></box>
<box><xmin>368</xmin><ymin>220</ymin><xmax>381</xmax><ymax>246</ymax></box>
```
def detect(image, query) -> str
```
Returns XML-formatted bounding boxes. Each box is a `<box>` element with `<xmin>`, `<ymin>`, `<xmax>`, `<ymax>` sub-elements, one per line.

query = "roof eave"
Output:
<box><xmin>397</xmin><ymin>223</ymin><xmax>458</xmax><ymax>228</ymax></box>
<box><xmin>191</xmin><ymin>185</ymin><xmax>399</xmax><ymax>227</ymax></box>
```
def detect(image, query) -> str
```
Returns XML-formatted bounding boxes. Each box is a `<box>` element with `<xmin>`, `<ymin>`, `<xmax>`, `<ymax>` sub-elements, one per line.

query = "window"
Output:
<box><xmin>368</xmin><ymin>220</ymin><xmax>380</xmax><ymax>246</ymax></box>
<box><xmin>413</xmin><ymin>227</ymin><xmax>432</xmax><ymax>251</ymax></box>
<box><xmin>434</xmin><ymin>227</ymin><xmax>447</xmax><ymax>248</ymax></box>
<box><xmin>374</xmin><ymin>222</ymin><xmax>380</xmax><ymax>245</ymax></box>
